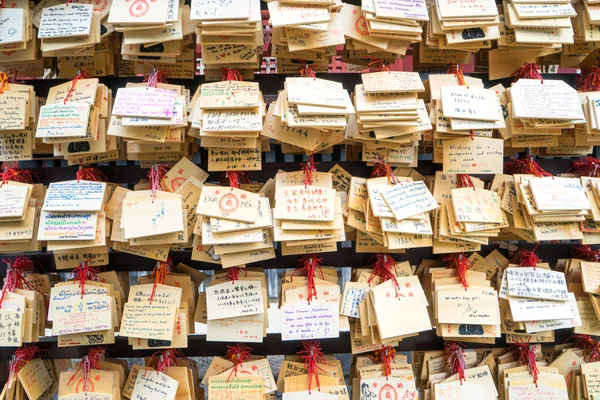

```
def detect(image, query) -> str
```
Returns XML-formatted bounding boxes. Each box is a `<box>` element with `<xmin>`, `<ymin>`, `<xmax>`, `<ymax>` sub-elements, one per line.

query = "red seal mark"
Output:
<box><xmin>2</xmin><ymin>51</ymin><xmax>16</xmax><ymax>56</ymax></box>
<box><xmin>129</xmin><ymin>0</ymin><xmax>149</xmax><ymax>18</ymax></box>
<box><xmin>219</xmin><ymin>193</ymin><xmax>239</xmax><ymax>214</ymax></box>
<box><xmin>355</xmin><ymin>15</ymin><xmax>369</xmax><ymax>36</ymax></box>
<box><xmin>379</xmin><ymin>384</ymin><xmax>398</xmax><ymax>400</ymax></box>
<box><xmin>170</xmin><ymin>177</ymin><xmax>186</xmax><ymax>191</ymax></box>
<box><xmin>75</xmin><ymin>378</ymin><xmax>95</xmax><ymax>393</ymax></box>
<box><xmin>94</xmin><ymin>0</ymin><xmax>109</xmax><ymax>13</ymax></box>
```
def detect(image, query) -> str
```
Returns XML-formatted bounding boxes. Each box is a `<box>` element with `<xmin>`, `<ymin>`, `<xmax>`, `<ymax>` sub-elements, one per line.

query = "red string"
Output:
<box><xmin>295</xmin><ymin>59</ymin><xmax>317</xmax><ymax>79</ymax></box>
<box><xmin>76</xmin><ymin>166</ymin><xmax>107</xmax><ymax>182</ymax></box>
<box><xmin>67</xmin><ymin>347</ymin><xmax>107</xmax><ymax>391</ymax></box>
<box><xmin>512</xmin><ymin>244</ymin><xmax>540</xmax><ymax>269</ymax></box>
<box><xmin>456</xmin><ymin>174</ymin><xmax>475</xmax><ymax>190</ymax></box>
<box><xmin>371</xmin><ymin>345</ymin><xmax>396</xmax><ymax>379</ymax></box>
<box><xmin>298</xmin><ymin>340</ymin><xmax>327</xmax><ymax>394</ymax></box>
<box><xmin>227</xmin><ymin>267</ymin><xmax>247</xmax><ymax>284</ymax></box>
<box><xmin>0</xmin><ymin>256</ymin><xmax>44</xmax><ymax>309</ymax></box>
<box><xmin>150</xmin><ymin>258</ymin><xmax>173</xmax><ymax>304</ymax></box>
<box><xmin>290</xmin><ymin>255</ymin><xmax>324</xmax><ymax>304</ymax></box>
<box><xmin>513</xmin><ymin>63</ymin><xmax>543</xmax><ymax>84</ymax></box>
<box><xmin>225</xmin><ymin>344</ymin><xmax>252</xmax><ymax>382</ymax></box>
<box><xmin>570</xmin><ymin>334</ymin><xmax>600</xmax><ymax>362</ymax></box>
<box><xmin>572</xmin><ymin>245</ymin><xmax>600</xmax><ymax>262</ymax></box>
<box><xmin>572</xmin><ymin>157</ymin><xmax>600</xmax><ymax>178</ymax></box>
<box><xmin>147</xmin><ymin>164</ymin><xmax>168</xmax><ymax>203</ymax></box>
<box><xmin>224</xmin><ymin>171</ymin><xmax>251</xmax><ymax>189</ymax></box>
<box><xmin>220</xmin><ymin>68</ymin><xmax>243</xmax><ymax>82</ymax></box>
<box><xmin>504</xmin><ymin>156</ymin><xmax>552</xmax><ymax>178</ymax></box>
<box><xmin>143</xmin><ymin>69</ymin><xmax>169</xmax><ymax>88</ymax></box>
<box><xmin>370</xmin><ymin>156</ymin><xmax>399</xmax><ymax>184</ymax></box>
<box><xmin>577</xmin><ymin>66</ymin><xmax>600</xmax><ymax>92</ymax></box>
<box><xmin>68</xmin><ymin>259</ymin><xmax>99</xmax><ymax>299</ymax></box>
<box><xmin>447</xmin><ymin>64</ymin><xmax>468</xmax><ymax>88</ymax></box>
<box><xmin>144</xmin><ymin>349</ymin><xmax>180</xmax><ymax>376</ymax></box>
<box><xmin>301</xmin><ymin>153</ymin><xmax>317</xmax><ymax>187</ymax></box>
<box><xmin>1</xmin><ymin>164</ymin><xmax>38</xmax><ymax>186</ymax></box>
<box><xmin>368</xmin><ymin>254</ymin><xmax>401</xmax><ymax>296</ymax></box>
<box><xmin>513</xmin><ymin>342</ymin><xmax>540</xmax><ymax>387</ymax></box>
<box><xmin>442</xmin><ymin>253</ymin><xmax>471</xmax><ymax>290</ymax></box>
<box><xmin>5</xmin><ymin>345</ymin><xmax>43</xmax><ymax>389</ymax></box>
<box><xmin>445</xmin><ymin>342</ymin><xmax>466</xmax><ymax>383</ymax></box>
<box><xmin>366</xmin><ymin>58</ymin><xmax>390</xmax><ymax>72</ymax></box>
<box><xmin>64</xmin><ymin>69</ymin><xmax>90</xmax><ymax>105</ymax></box>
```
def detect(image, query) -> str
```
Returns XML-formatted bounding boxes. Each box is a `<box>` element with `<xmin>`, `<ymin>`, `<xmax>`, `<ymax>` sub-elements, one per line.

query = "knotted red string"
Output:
<box><xmin>513</xmin><ymin>63</ymin><xmax>544</xmax><ymax>84</ymax></box>
<box><xmin>67</xmin><ymin>347</ymin><xmax>107</xmax><ymax>392</ymax></box>
<box><xmin>295</xmin><ymin>59</ymin><xmax>317</xmax><ymax>79</ymax></box>
<box><xmin>447</xmin><ymin>64</ymin><xmax>468</xmax><ymax>88</ymax></box>
<box><xmin>504</xmin><ymin>156</ymin><xmax>552</xmax><ymax>178</ymax></box>
<box><xmin>298</xmin><ymin>340</ymin><xmax>327</xmax><ymax>394</ymax></box>
<box><xmin>290</xmin><ymin>255</ymin><xmax>324</xmax><ymax>304</ymax></box>
<box><xmin>301</xmin><ymin>153</ymin><xmax>317</xmax><ymax>187</ymax></box>
<box><xmin>147</xmin><ymin>164</ymin><xmax>168</xmax><ymax>203</ymax></box>
<box><xmin>371</xmin><ymin>345</ymin><xmax>396</xmax><ymax>379</ymax></box>
<box><xmin>570</xmin><ymin>334</ymin><xmax>600</xmax><ymax>362</ymax></box>
<box><xmin>225</xmin><ymin>344</ymin><xmax>252</xmax><ymax>382</ymax></box>
<box><xmin>227</xmin><ymin>266</ymin><xmax>248</xmax><ymax>284</ymax></box>
<box><xmin>445</xmin><ymin>342</ymin><xmax>466</xmax><ymax>383</ymax></box>
<box><xmin>514</xmin><ymin>342</ymin><xmax>540</xmax><ymax>387</ymax></box>
<box><xmin>366</xmin><ymin>58</ymin><xmax>390</xmax><ymax>72</ymax></box>
<box><xmin>220</xmin><ymin>67</ymin><xmax>243</xmax><ymax>82</ymax></box>
<box><xmin>572</xmin><ymin>157</ymin><xmax>600</xmax><ymax>178</ymax></box>
<box><xmin>572</xmin><ymin>245</ymin><xmax>600</xmax><ymax>262</ymax></box>
<box><xmin>577</xmin><ymin>66</ymin><xmax>600</xmax><ymax>92</ymax></box>
<box><xmin>512</xmin><ymin>244</ymin><xmax>540</xmax><ymax>269</ymax></box>
<box><xmin>370</xmin><ymin>156</ymin><xmax>399</xmax><ymax>184</ymax></box>
<box><xmin>76</xmin><ymin>166</ymin><xmax>107</xmax><ymax>182</ymax></box>
<box><xmin>64</xmin><ymin>69</ymin><xmax>90</xmax><ymax>104</ymax></box>
<box><xmin>1</xmin><ymin>164</ymin><xmax>37</xmax><ymax>186</ymax></box>
<box><xmin>368</xmin><ymin>254</ymin><xmax>401</xmax><ymax>296</ymax></box>
<box><xmin>68</xmin><ymin>259</ymin><xmax>99</xmax><ymax>299</ymax></box>
<box><xmin>143</xmin><ymin>69</ymin><xmax>168</xmax><ymax>88</ymax></box>
<box><xmin>145</xmin><ymin>349</ymin><xmax>180</xmax><ymax>376</ymax></box>
<box><xmin>150</xmin><ymin>258</ymin><xmax>172</xmax><ymax>304</ymax></box>
<box><xmin>224</xmin><ymin>171</ymin><xmax>251</xmax><ymax>189</ymax></box>
<box><xmin>456</xmin><ymin>174</ymin><xmax>475</xmax><ymax>190</ymax></box>
<box><xmin>5</xmin><ymin>345</ymin><xmax>43</xmax><ymax>389</ymax></box>
<box><xmin>0</xmin><ymin>256</ymin><xmax>44</xmax><ymax>308</ymax></box>
<box><xmin>442</xmin><ymin>253</ymin><xmax>471</xmax><ymax>290</ymax></box>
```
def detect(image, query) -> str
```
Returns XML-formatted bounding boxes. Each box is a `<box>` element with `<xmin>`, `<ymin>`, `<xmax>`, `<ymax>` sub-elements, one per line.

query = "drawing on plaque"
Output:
<box><xmin>458</xmin><ymin>324</ymin><xmax>484</xmax><ymax>335</ymax></box>
<box><xmin>69</xmin><ymin>142</ymin><xmax>91</xmax><ymax>153</ymax></box>
<box><xmin>140</xmin><ymin>43</ymin><xmax>164</xmax><ymax>53</ymax></box>
<box><xmin>462</xmin><ymin>28</ymin><xmax>485</xmax><ymax>40</ymax></box>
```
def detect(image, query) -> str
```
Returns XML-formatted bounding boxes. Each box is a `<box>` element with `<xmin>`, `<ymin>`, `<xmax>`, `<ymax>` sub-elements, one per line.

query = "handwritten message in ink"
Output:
<box><xmin>506</xmin><ymin>267</ymin><xmax>569</xmax><ymax>301</ymax></box>
<box><xmin>38</xmin><ymin>211</ymin><xmax>98</xmax><ymax>241</ymax></box>
<box><xmin>36</xmin><ymin>102</ymin><xmax>91</xmax><ymax>138</ymax></box>
<box><xmin>52</xmin><ymin>294</ymin><xmax>112</xmax><ymax>335</ymax></box>
<box><xmin>112</xmin><ymin>87</ymin><xmax>177</xmax><ymax>119</ymax></box>
<box><xmin>206</xmin><ymin>280</ymin><xmax>264</xmax><ymax>320</ymax></box>
<box><xmin>43</xmin><ymin>180</ymin><xmax>106</xmax><ymax>211</ymax></box>
<box><xmin>281</xmin><ymin>302</ymin><xmax>339</xmax><ymax>341</ymax></box>
<box><xmin>38</xmin><ymin>4</ymin><xmax>93</xmax><ymax>38</ymax></box>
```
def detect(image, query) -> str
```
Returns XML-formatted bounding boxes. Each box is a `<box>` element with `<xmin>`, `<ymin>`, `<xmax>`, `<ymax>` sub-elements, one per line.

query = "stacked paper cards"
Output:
<box><xmin>0</xmin><ymin>82</ymin><xmax>36</xmax><ymax>162</ymax></box>
<box><xmin>49</xmin><ymin>279</ymin><xmax>116</xmax><ymax>346</ymax></box>
<box><xmin>430</xmin><ymin>365</ymin><xmax>498</xmax><ymax>400</ymax></box>
<box><xmin>188</xmin><ymin>80</ymin><xmax>265</xmax><ymax>170</ymax></box>
<box><xmin>268</xmin><ymin>0</ymin><xmax>343</xmax><ymax>73</ymax></box>
<box><xmin>514</xmin><ymin>176</ymin><xmax>589</xmax><ymax>241</ymax></box>
<box><xmin>192</xmin><ymin>184</ymin><xmax>275</xmax><ymax>267</ymax></box>
<box><xmin>431</xmin><ymin>0</ymin><xmax>501</xmax><ymax>51</ymax></box>
<box><xmin>0</xmin><ymin>182</ymin><xmax>38</xmax><ymax>251</ymax></box>
<box><xmin>348</xmin><ymin>71</ymin><xmax>429</xmax><ymax>166</ymax></box>
<box><xmin>0</xmin><ymin>1</ymin><xmax>37</xmax><ymax>72</ymax></box>
<box><xmin>503</xmin><ymin>1</ymin><xmax>575</xmax><ymax>45</ymax></box>
<box><xmin>34</xmin><ymin>78</ymin><xmax>117</xmax><ymax>164</ymax></box>
<box><xmin>108</xmin><ymin>82</ymin><xmax>190</xmax><ymax>166</ymax></box>
<box><xmin>0</xmin><ymin>276</ymin><xmax>44</xmax><ymax>347</ymax></box>
<box><xmin>580</xmin><ymin>91</ymin><xmax>600</xmax><ymax>151</ymax></box>
<box><xmin>204</xmin><ymin>269</ymin><xmax>268</xmax><ymax>343</ymax></box>
<box><xmin>354</xmin><ymin>358</ymin><xmax>419</xmax><ymax>400</ymax></box>
<box><xmin>192</xmin><ymin>0</ymin><xmax>263</xmax><ymax>73</ymax></box>
<box><xmin>38</xmin><ymin>4</ymin><xmax>102</xmax><ymax>57</ymax></box>
<box><xmin>280</xmin><ymin>266</ymin><xmax>341</xmax><ymax>341</ymax></box>
<box><xmin>126</xmin><ymin>355</ymin><xmax>198</xmax><ymax>399</ymax></box>
<box><xmin>276</xmin><ymin>353</ymin><xmax>345</xmax><ymax>396</ymax></box>
<box><xmin>273</xmin><ymin>170</ymin><xmax>346</xmax><ymax>256</ymax></box>
<box><xmin>500</xmin><ymin>267</ymin><xmax>581</xmax><ymax>337</ymax></box>
<box><xmin>339</xmin><ymin>4</ymin><xmax>417</xmax><ymax>65</ymax></box>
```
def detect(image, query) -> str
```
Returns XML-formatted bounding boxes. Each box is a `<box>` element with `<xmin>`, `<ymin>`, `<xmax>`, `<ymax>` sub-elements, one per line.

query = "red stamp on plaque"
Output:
<box><xmin>170</xmin><ymin>177</ymin><xmax>186</xmax><ymax>191</ymax></box>
<box><xmin>94</xmin><ymin>0</ymin><xmax>109</xmax><ymax>13</ymax></box>
<box><xmin>379</xmin><ymin>384</ymin><xmax>398</xmax><ymax>400</ymax></box>
<box><xmin>219</xmin><ymin>193</ymin><xmax>239</xmax><ymax>214</ymax></box>
<box><xmin>129</xmin><ymin>0</ymin><xmax>149</xmax><ymax>18</ymax></box>
<box><xmin>355</xmin><ymin>15</ymin><xmax>369</xmax><ymax>36</ymax></box>
<box><xmin>75</xmin><ymin>378</ymin><xmax>95</xmax><ymax>393</ymax></box>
